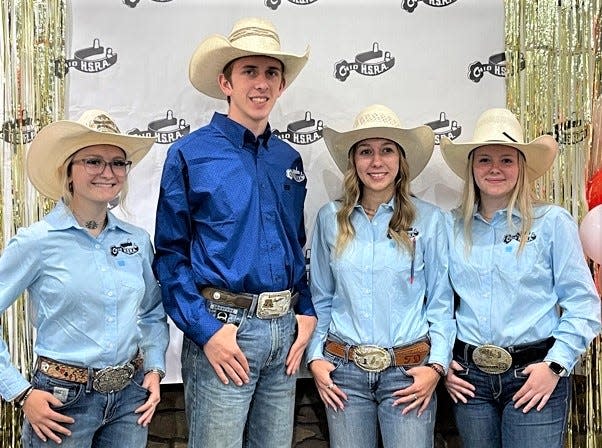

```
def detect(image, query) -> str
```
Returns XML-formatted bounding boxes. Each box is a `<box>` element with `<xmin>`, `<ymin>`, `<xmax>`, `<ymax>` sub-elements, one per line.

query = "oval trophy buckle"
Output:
<box><xmin>353</xmin><ymin>345</ymin><xmax>391</xmax><ymax>372</ymax></box>
<box><xmin>472</xmin><ymin>344</ymin><xmax>512</xmax><ymax>374</ymax></box>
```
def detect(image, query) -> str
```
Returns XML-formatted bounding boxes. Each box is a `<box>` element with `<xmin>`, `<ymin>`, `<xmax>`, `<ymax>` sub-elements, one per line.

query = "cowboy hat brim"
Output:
<box><xmin>323</xmin><ymin>125</ymin><xmax>435</xmax><ymax>181</ymax></box>
<box><xmin>27</xmin><ymin>120</ymin><xmax>155</xmax><ymax>200</ymax></box>
<box><xmin>440</xmin><ymin>134</ymin><xmax>558</xmax><ymax>181</ymax></box>
<box><xmin>189</xmin><ymin>34</ymin><xmax>309</xmax><ymax>99</ymax></box>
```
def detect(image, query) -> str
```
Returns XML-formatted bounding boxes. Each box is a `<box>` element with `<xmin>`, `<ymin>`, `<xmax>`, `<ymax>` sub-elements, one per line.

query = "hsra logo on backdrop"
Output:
<box><xmin>273</xmin><ymin>111</ymin><xmax>324</xmax><ymax>145</ymax></box>
<box><xmin>2</xmin><ymin>115</ymin><xmax>36</xmax><ymax>144</ymax></box>
<box><xmin>401</xmin><ymin>0</ymin><xmax>458</xmax><ymax>13</ymax></box>
<box><xmin>552</xmin><ymin>117</ymin><xmax>588</xmax><ymax>145</ymax></box>
<box><xmin>468</xmin><ymin>52</ymin><xmax>525</xmax><ymax>83</ymax></box>
<box><xmin>265</xmin><ymin>0</ymin><xmax>318</xmax><ymax>10</ymax></box>
<box><xmin>127</xmin><ymin>110</ymin><xmax>190</xmax><ymax>144</ymax></box>
<box><xmin>425</xmin><ymin>112</ymin><xmax>462</xmax><ymax>146</ymax></box>
<box><xmin>334</xmin><ymin>43</ymin><xmax>395</xmax><ymax>82</ymax></box>
<box><xmin>55</xmin><ymin>38</ymin><xmax>117</xmax><ymax>77</ymax></box>
<box><xmin>123</xmin><ymin>0</ymin><xmax>172</xmax><ymax>7</ymax></box>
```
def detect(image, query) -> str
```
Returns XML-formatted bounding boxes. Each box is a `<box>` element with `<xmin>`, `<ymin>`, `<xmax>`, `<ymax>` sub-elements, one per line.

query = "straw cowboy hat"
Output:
<box><xmin>323</xmin><ymin>104</ymin><xmax>435</xmax><ymax>181</ymax></box>
<box><xmin>27</xmin><ymin>109</ymin><xmax>155</xmax><ymax>200</ymax></box>
<box><xmin>189</xmin><ymin>17</ymin><xmax>310</xmax><ymax>99</ymax></box>
<box><xmin>440</xmin><ymin>108</ymin><xmax>558</xmax><ymax>181</ymax></box>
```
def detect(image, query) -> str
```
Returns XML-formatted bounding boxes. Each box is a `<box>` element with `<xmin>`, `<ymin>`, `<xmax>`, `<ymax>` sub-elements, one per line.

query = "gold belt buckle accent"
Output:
<box><xmin>256</xmin><ymin>290</ymin><xmax>291</xmax><ymax>319</ymax></box>
<box><xmin>472</xmin><ymin>344</ymin><xmax>512</xmax><ymax>374</ymax></box>
<box><xmin>353</xmin><ymin>345</ymin><xmax>391</xmax><ymax>372</ymax></box>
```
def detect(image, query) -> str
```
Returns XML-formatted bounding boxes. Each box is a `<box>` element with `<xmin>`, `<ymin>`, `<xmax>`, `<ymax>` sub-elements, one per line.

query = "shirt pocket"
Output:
<box><xmin>112</xmin><ymin>255</ymin><xmax>145</xmax><ymax>292</ymax></box>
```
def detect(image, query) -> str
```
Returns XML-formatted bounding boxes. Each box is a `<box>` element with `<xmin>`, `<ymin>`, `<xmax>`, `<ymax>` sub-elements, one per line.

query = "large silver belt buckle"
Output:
<box><xmin>256</xmin><ymin>290</ymin><xmax>291</xmax><ymax>319</ymax></box>
<box><xmin>93</xmin><ymin>364</ymin><xmax>134</xmax><ymax>393</ymax></box>
<box><xmin>353</xmin><ymin>345</ymin><xmax>391</xmax><ymax>372</ymax></box>
<box><xmin>472</xmin><ymin>344</ymin><xmax>512</xmax><ymax>374</ymax></box>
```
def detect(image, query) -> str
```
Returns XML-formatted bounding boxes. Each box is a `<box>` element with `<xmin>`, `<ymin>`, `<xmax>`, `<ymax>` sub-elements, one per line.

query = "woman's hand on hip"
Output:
<box><xmin>393</xmin><ymin>364</ymin><xmax>440</xmax><ymax>416</ymax></box>
<box><xmin>445</xmin><ymin>360</ymin><xmax>475</xmax><ymax>404</ymax></box>
<box><xmin>135</xmin><ymin>371</ymin><xmax>162</xmax><ymax>426</ymax></box>
<box><xmin>308</xmin><ymin>358</ymin><xmax>347</xmax><ymax>411</ymax></box>
<box><xmin>512</xmin><ymin>361</ymin><xmax>560</xmax><ymax>413</ymax></box>
<box><xmin>23</xmin><ymin>388</ymin><xmax>74</xmax><ymax>444</ymax></box>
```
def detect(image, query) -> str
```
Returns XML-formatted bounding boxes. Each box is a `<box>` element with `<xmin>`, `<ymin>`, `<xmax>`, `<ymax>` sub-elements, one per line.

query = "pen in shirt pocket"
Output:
<box><xmin>410</xmin><ymin>237</ymin><xmax>416</xmax><ymax>284</ymax></box>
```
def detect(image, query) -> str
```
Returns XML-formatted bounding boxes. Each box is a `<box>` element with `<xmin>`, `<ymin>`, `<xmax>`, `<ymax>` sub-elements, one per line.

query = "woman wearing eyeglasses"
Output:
<box><xmin>0</xmin><ymin>109</ymin><xmax>169</xmax><ymax>448</ymax></box>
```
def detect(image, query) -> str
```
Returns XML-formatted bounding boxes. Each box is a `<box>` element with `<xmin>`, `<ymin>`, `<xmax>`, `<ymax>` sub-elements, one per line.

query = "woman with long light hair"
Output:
<box><xmin>441</xmin><ymin>108</ymin><xmax>601</xmax><ymax>448</ymax></box>
<box><xmin>307</xmin><ymin>104</ymin><xmax>455</xmax><ymax>448</ymax></box>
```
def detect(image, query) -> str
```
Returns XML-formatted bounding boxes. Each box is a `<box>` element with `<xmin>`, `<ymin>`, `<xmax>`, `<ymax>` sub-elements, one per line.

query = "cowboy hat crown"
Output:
<box><xmin>189</xmin><ymin>17</ymin><xmax>309</xmax><ymax>99</ymax></box>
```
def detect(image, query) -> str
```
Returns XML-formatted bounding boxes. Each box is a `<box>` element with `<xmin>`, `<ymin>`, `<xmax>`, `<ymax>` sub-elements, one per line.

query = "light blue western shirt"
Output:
<box><xmin>448</xmin><ymin>204</ymin><xmax>601</xmax><ymax>371</ymax></box>
<box><xmin>307</xmin><ymin>197</ymin><xmax>456</xmax><ymax>370</ymax></box>
<box><xmin>0</xmin><ymin>201</ymin><xmax>169</xmax><ymax>401</ymax></box>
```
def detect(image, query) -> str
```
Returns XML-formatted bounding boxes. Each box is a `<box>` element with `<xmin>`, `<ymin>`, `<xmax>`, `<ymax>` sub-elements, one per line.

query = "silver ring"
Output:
<box><xmin>327</xmin><ymin>383</ymin><xmax>335</xmax><ymax>390</ymax></box>
<box><xmin>413</xmin><ymin>393</ymin><xmax>418</xmax><ymax>401</ymax></box>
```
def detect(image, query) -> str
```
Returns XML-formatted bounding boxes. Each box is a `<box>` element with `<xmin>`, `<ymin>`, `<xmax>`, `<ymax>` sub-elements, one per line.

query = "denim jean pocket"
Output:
<box><xmin>130</xmin><ymin>372</ymin><xmax>152</xmax><ymax>400</ymax></box>
<box><xmin>32</xmin><ymin>371</ymin><xmax>85</xmax><ymax>409</ymax></box>
<box><xmin>452</xmin><ymin>358</ymin><xmax>471</xmax><ymax>377</ymax></box>
<box><xmin>514</xmin><ymin>366</ymin><xmax>529</xmax><ymax>378</ymax></box>
<box><xmin>323</xmin><ymin>351</ymin><xmax>344</xmax><ymax>370</ymax></box>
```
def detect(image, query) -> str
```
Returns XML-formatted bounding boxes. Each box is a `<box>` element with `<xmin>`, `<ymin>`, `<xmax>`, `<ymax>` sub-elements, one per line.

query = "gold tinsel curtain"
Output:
<box><xmin>1</xmin><ymin>1</ymin><xmax>65</xmax><ymax>446</ymax></box>
<box><xmin>505</xmin><ymin>1</ymin><xmax>602</xmax><ymax>447</ymax></box>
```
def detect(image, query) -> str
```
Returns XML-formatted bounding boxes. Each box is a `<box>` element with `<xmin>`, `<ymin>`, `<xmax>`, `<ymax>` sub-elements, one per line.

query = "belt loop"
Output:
<box><xmin>344</xmin><ymin>344</ymin><xmax>351</xmax><ymax>363</ymax></box>
<box><xmin>85</xmin><ymin>367</ymin><xmax>94</xmax><ymax>393</ymax></box>
<box><xmin>388</xmin><ymin>347</ymin><xmax>396</xmax><ymax>366</ymax></box>
<box><xmin>248</xmin><ymin>294</ymin><xmax>259</xmax><ymax>318</ymax></box>
<box><xmin>463</xmin><ymin>343</ymin><xmax>470</xmax><ymax>361</ymax></box>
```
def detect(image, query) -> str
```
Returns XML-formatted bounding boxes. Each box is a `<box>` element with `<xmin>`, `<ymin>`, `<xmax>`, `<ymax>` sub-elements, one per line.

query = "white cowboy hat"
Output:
<box><xmin>189</xmin><ymin>17</ymin><xmax>309</xmax><ymax>99</ymax></box>
<box><xmin>27</xmin><ymin>109</ymin><xmax>155</xmax><ymax>200</ymax></box>
<box><xmin>440</xmin><ymin>108</ymin><xmax>558</xmax><ymax>180</ymax></box>
<box><xmin>322</xmin><ymin>104</ymin><xmax>435</xmax><ymax>181</ymax></box>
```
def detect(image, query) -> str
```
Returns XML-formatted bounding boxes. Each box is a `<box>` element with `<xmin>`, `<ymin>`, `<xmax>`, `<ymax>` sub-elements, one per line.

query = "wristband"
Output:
<box><xmin>14</xmin><ymin>386</ymin><xmax>34</xmax><ymax>408</ymax></box>
<box><xmin>427</xmin><ymin>363</ymin><xmax>445</xmax><ymax>378</ymax></box>
<box><xmin>145</xmin><ymin>369</ymin><xmax>165</xmax><ymax>380</ymax></box>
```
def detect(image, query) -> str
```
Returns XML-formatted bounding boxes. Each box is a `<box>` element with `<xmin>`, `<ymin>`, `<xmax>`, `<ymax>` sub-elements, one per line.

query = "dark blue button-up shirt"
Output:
<box><xmin>154</xmin><ymin>113</ymin><xmax>314</xmax><ymax>346</ymax></box>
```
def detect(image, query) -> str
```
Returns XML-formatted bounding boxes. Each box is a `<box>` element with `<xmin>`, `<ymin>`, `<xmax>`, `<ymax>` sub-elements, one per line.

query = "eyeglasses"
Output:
<box><xmin>71</xmin><ymin>158</ymin><xmax>132</xmax><ymax>176</ymax></box>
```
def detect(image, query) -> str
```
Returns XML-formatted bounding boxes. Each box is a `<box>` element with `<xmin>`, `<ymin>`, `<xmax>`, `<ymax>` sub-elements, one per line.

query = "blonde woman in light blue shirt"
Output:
<box><xmin>441</xmin><ymin>108</ymin><xmax>601</xmax><ymax>448</ymax></box>
<box><xmin>307</xmin><ymin>104</ymin><xmax>455</xmax><ymax>448</ymax></box>
<box><xmin>0</xmin><ymin>110</ymin><xmax>169</xmax><ymax>448</ymax></box>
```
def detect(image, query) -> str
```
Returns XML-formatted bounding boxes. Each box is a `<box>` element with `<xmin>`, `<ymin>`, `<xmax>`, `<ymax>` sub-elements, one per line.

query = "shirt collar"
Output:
<box><xmin>353</xmin><ymin>196</ymin><xmax>396</xmax><ymax>213</ymax></box>
<box><xmin>211</xmin><ymin>112</ymin><xmax>272</xmax><ymax>152</ymax></box>
<box><xmin>472</xmin><ymin>203</ymin><xmax>523</xmax><ymax>221</ymax></box>
<box><xmin>45</xmin><ymin>200</ymin><xmax>131</xmax><ymax>234</ymax></box>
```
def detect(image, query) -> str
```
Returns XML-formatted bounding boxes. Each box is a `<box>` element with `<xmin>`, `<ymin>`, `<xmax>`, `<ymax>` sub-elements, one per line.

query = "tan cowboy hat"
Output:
<box><xmin>323</xmin><ymin>104</ymin><xmax>435</xmax><ymax>181</ymax></box>
<box><xmin>189</xmin><ymin>17</ymin><xmax>309</xmax><ymax>99</ymax></box>
<box><xmin>27</xmin><ymin>109</ymin><xmax>155</xmax><ymax>200</ymax></box>
<box><xmin>440</xmin><ymin>108</ymin><xmax>558</xmax><ymax>181</ymax></box>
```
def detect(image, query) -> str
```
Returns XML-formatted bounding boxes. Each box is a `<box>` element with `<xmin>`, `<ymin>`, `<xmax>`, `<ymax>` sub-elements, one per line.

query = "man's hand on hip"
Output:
<box><xmin>204</xmin><ymin>324</ymin><xmax>250</xmax><ymax>386</ymax></box>
<box><xmin>286</xmin><ymin>315</ymin><xmax>317</xmax><ymax>375</ymax></box>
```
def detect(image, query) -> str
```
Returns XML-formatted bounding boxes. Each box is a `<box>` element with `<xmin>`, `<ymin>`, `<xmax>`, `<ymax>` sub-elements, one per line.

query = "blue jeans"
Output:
<box><xmin>22</xmin><ymin>368</ymin><xmax>149</xmax><ymax>448</ymax></box>
<box><xmin>181</xmin><ymin>310</ymin><xmax>297</xmax><ymax>448</ymax></box>
<box><xmin>452</xmin><ymin>352</ymin><xmax>570</xmax><ymax>448</ymax></box>
<box><xmin>324</xmin><ymin>352</ymin><xmax>436</xmax><ymax>448</ymax></box>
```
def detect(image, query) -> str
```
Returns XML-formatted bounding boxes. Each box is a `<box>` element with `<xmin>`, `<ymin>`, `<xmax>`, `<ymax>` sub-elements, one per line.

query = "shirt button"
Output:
<box><xmin>107</xmin><ymin>291</ymin><xmax>114</xmax><ymax>297</ymax></box>
<box><xmin>107</xmin><ymin>317</ymin><xmax>114</xmax><ymax>322</ymax></box>
<box><xmin>95</xmin><ymin>244</ymin><xmax>101</xmax><ymax>249</ymax></box>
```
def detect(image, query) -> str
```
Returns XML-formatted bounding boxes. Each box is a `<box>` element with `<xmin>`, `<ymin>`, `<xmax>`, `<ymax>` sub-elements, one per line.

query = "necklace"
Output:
<box><xmin>361</xmin><ymin>203</ymin><xmax>377</xmax><ymax>217</ymax></box>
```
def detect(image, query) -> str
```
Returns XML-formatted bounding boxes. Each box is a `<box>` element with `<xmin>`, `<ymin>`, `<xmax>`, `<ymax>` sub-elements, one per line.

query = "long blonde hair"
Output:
<box><xmin>335</xmin><ymin>143</ymin><xmax>416</xmax><ymax>255</ymax></box>
<box><xmin>459</xmin><ymin>148</ymin><xmax>535</xmax><ymax>254</ymax></box>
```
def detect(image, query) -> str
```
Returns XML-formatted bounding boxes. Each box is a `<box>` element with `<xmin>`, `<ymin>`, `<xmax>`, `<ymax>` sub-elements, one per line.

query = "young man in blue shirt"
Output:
<box><xmin>153</xmin><ymin>17</ymin><xmax>316</xmax><ymax>447</ymax></box>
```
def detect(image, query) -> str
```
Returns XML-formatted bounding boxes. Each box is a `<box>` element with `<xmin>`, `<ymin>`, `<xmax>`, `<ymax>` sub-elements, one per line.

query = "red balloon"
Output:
<box><xmin>587</xmin><ymin>169</ymin><xmax>602</xmax><ymax>210</ymax></box>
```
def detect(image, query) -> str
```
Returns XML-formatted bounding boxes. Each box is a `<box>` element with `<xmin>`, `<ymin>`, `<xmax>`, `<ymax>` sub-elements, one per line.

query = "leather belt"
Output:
<box><xmin>37</xmin><ymin>355</ymin><xmax>143</xmax><ymax>393</ymax></box>
<box><xmin>201</xmin><ymin>286</ymin><xmax>298</xmax><ymax>319</ymax></box>
<box><xmin>453</xmin><ymin>337</ymin><xmax>555</xmax><ymax>374</ymax></box>
<box><xmin>325</xmin><ymin>338</ymin><xmax>430</xmax><ymax>372</ymax></box>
